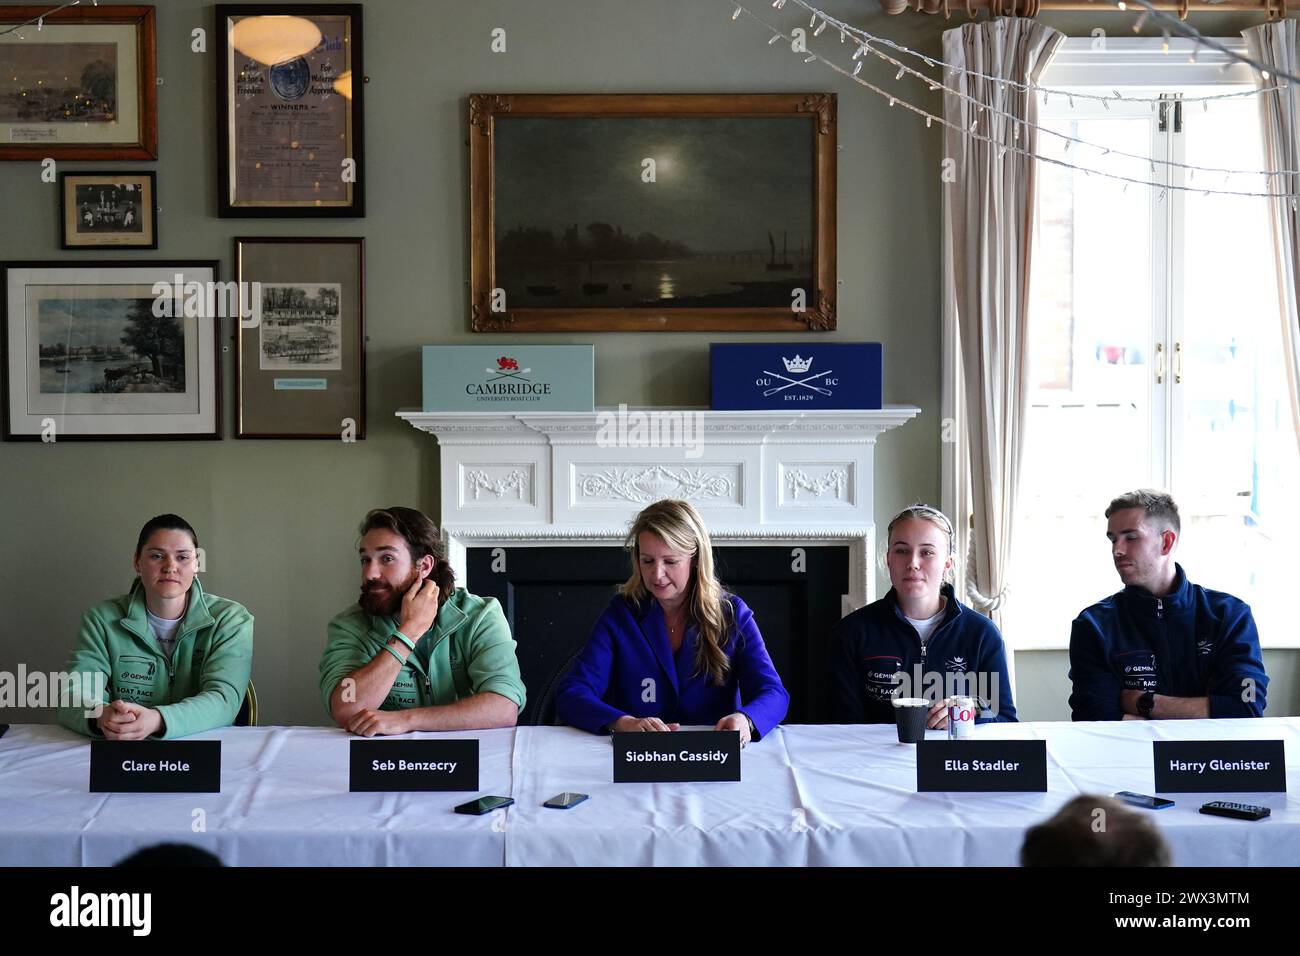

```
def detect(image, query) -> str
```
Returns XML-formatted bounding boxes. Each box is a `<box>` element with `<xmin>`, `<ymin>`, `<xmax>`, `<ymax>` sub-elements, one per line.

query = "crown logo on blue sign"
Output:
<box><xmin>782</xmin><ymin>354</ymin><xmax>813</xmax><ymax>373</ymax></box>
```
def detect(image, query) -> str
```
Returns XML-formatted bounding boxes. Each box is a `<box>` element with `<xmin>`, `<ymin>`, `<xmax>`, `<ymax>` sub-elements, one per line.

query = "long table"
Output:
<box><xmin>2</xmin><ymin>718</ymin><xmax>1297</xmax><ymax>866</ymax></box>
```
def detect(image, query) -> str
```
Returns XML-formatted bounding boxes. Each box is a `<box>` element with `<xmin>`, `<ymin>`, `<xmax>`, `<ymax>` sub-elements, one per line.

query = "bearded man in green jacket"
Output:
<box><xmin>58</xmin><ymin>514</ymin><xmax>254</xmax><ymax>740</ymax></box>
<box><xmin>320</xmin><ymin>506</ymin><xmax>525</xmax><ymax>737</ymax></box>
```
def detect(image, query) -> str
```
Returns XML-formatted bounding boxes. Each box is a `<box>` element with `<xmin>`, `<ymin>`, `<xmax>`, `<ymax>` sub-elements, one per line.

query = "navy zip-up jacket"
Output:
<box><xmin>1068</xmin><ymin>564</ymin><xmax>1268</xmax><ymax>721</ymax></box>
<box><xmin>830</xmin><ymin>584</ymin><xmax>1017</xmax><ymax>723</ymax></box>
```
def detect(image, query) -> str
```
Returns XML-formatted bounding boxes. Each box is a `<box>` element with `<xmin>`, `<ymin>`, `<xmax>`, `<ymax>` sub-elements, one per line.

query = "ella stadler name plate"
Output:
<box><xmin>612</xmin><ymin>730</ymin><xmax>742</xmax><ymax>782</ymax></box>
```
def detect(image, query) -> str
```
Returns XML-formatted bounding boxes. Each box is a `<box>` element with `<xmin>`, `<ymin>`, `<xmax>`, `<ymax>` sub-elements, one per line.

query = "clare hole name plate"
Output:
<box><xmin>349</xmin><ymin>739</ymin><xmax>480</xmax><ymax>792</ymax></box>
<box><xmin>1153</xmin><ymin>740</ymin><xmax>1286</xmax><ymax>793</ymax></box>
<box><xmin>613</xmin><ymin>730</ymin><xmax>741</xmax><ymax>782</ymax></box>
<box><xmin>916</xmin><ymin>740</ymin><xmax>1047</xmax><ymax>792</ymax></box>
<box><xmin>90</xmin><ymin>740</ymin><xmax>221</xmax><ymax>792</ymax></box>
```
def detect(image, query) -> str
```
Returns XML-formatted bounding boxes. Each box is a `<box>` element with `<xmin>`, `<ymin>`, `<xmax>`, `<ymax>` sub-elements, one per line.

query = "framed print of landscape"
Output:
<box><xmin>2</xmin><ymin>260</ymin><xmax>220</xmax><ymax>440</ymax></box>
<box><xmin>468</xmin><ymin>93</ymin><xmax>837</xmax><ymax>332</ymax></box>
<box><xmin>0</xmin><ymin>5</ymin><xmax>157</xmax><ymax>160</ymax></box>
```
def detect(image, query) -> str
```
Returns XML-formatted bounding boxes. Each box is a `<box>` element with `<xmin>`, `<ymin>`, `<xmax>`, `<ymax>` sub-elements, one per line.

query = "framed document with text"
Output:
<box><xmin>216</xmin><ymin>4</ymin><xmax>364</xmax><ymax>217</ymax></box>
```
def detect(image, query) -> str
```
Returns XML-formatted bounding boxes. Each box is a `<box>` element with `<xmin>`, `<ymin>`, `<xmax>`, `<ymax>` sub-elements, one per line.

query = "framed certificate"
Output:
<box><xmin>216</xmin><ymin>4</ymin><xmax>364</xmax><ymax>217</ymax></box>
<box><xmin>235</xmin><ymin>237</ymin><xmax>366</xmax><ymax>438</ymax></box>
<box><xmin>0</xmin><ymin>4</ymin><xmax>157</xmax><ymax>161</ymax></box>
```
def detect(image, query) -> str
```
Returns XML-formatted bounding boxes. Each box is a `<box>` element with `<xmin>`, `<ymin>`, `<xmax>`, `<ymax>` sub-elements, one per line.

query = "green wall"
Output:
<box><xmin>0</xmin><ymin>0</ymin><xmax>942</xmax><ymax>727</ymax></box>
<box><xmin>3</xmin><ymin>1</ymin><xmax>1293</xmax><ymax>725</ymax></box>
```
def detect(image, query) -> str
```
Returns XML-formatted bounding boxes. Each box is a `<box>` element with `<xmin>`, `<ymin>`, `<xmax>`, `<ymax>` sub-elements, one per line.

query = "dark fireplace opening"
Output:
<box><xmin>467</xmin><ymin>544</ymin><xmax>850</xmax><ymax>726</ymax></box>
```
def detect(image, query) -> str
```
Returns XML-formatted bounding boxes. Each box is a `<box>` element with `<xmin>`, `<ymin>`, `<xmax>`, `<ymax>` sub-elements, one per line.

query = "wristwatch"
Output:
<box><xmin>1137</xmin><ymin>691</ymin><xmax>1156</xmax><ymax>719</ymax></box>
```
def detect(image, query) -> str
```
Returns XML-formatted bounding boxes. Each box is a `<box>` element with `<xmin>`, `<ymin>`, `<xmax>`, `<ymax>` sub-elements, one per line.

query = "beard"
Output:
<box><xmin>359</xmin><ymin>567</ymin><xmax>420</xmax><ymax>618</ymax></box>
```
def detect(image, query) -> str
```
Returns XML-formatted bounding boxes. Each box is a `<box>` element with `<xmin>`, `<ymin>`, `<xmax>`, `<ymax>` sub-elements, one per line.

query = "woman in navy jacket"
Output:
<box><xmin>556</xmin><ymin>499</ymin><xmax>790</xmax><ymax>744</ymax></box>
<box><xmin>831</xmin><ymin>504</ymin><xmax>1016</xmax><ymax>726</ymax></box>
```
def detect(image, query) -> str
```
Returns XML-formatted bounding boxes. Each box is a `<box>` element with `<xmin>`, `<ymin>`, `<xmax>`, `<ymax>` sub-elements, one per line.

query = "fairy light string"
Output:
<box><xmin>735</xmin><ymin>0</ymin><xmax>1300</xmax><ymax>199</ymax></box>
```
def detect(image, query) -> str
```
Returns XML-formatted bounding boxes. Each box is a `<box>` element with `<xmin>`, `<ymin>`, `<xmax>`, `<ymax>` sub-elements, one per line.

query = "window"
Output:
<box><xmin>1003</xmin><ymin>39</ymin><xmax>1300</xmax><ymax>649</ymax></box>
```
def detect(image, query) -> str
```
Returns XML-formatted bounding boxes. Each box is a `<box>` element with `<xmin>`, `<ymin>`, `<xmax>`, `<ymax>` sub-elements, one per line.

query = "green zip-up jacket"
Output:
<box><xmin>319</xmin><ymin>587</ymin><xmax>526</xmax><ymax>716</ymax></box>
<box><xmin>57</xmin><ymin>578</ymin><xmax>254</xmax><ymax>739</ymax></box>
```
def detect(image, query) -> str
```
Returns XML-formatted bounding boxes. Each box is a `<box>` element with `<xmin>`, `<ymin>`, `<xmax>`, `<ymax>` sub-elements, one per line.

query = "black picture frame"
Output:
<box><xmin>59</xmin><ymin>171</ymin><xmax>158</xmax><ymax>249</ymax></box>
<box><xmin>215</xmin><ymin>3</ymin><xmax>365</xmax><ymax>218</ymax></box>
<box><xmin>2</xmin><ymin>260</ymin><xmax>222</xmax><ymax>441</ymax></box>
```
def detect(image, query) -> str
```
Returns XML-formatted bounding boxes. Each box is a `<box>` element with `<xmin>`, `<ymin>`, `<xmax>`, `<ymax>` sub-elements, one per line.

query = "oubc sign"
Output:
<box><xmin>710</xmin><ymin>343</ymin><xmax>882</xmax><ymax>410</ymax></box>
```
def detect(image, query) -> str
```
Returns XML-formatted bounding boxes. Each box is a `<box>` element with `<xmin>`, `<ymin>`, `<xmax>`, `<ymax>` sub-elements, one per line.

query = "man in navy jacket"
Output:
<box><xmin>1068</xmin><ymin>489</ymin><xmax>1268</xmax><ymax>721</ymax></box>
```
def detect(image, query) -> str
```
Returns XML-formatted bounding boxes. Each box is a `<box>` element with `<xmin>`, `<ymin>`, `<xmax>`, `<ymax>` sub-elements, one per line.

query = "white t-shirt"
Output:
<box><xmin>905</xmin><ymin>606</ymin><xmax>946</xmax><ymax>645</ymax></box>
<box><xmin>146</xmin><ymin>608</ymin><xmax>183</xmax><ymax>662</ymax></box>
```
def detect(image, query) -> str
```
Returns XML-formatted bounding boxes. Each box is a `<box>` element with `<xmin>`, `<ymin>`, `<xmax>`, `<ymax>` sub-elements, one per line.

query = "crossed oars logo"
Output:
<box><xmin>487</xmin><ymin>356</ymin><xmax>532</xmax><ymax>382</ymax></box>
<box><xmin>762</xmin><ymin>368</ymin><xmax>833</xmax><ymax>397</ymax></box>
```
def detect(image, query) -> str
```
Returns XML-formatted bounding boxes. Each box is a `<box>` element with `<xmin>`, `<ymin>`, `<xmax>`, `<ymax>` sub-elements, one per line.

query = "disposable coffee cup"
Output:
<box><xmin>892</xmin><ymin>697</ymin><xmax>929</xmax><ymax>743</ymax></box>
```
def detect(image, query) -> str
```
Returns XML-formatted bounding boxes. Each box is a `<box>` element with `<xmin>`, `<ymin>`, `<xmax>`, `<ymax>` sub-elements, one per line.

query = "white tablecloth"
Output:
<box><xmin>2</xmin><ymin>719</ymin><xmax>1297</xmax><ymax>866</ymax></box>
<box><xmin>0</xmin><ymin>725</ymin><xmax>514</xmax><ymax>866</ymax></box>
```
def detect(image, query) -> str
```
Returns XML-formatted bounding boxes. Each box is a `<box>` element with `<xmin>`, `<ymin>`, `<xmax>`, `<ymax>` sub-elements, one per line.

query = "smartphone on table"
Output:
<box><xmin>454</xmin><ymin>795</ymin><xmax>514</xmax><ymax>815</ymax></box>
<box><xmin>1113</xmin><ymin>791</ymin><xmax>1175</xmax><ymax>810</ymax></box>
<box><xmin>544</xmin><ymin>792</ymin><xmax>589</xmax><ymax>809</ymax></box>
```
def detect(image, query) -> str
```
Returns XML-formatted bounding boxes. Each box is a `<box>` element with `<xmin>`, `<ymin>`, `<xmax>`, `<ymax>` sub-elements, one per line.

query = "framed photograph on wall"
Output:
<box><xmin>0</xmin><ymin>4</ymin><xmax>157</xmax><ymax>161</ymax></box>
<box><xmin>216</xmin><ymin>4</ymin><xmax>365</xmax><ymax>217</ymax></box>
<box><xmin>235</xmin><ymin>237</ymin><xmax>365</xmax><ymax>438</ymax></box>
<box><xmin>468</xmin><ymin>92</ymin><xmax>837</xmax><ymax>332</ymax></box>
<box><xmin>60</xmin><ymin>171</ymin><xmax>157</xmax><ymax>249</ymax></box>
<box><xmin>2</xmin><ymin>260</ymin><xmax>220</xmax><ymax>441</ymax></box>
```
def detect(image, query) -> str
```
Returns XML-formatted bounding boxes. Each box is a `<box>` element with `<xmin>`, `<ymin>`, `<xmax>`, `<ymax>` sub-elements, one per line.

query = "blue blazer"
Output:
<box><xmin>555</xmin><ymin>592</ymin><xmax>790</xmax><ymax>738</ymax></box>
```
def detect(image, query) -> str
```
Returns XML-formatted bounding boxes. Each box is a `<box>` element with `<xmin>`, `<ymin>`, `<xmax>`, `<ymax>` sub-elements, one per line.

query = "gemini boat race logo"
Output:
<box><xmin>754</xmin><ymin>354</ymin><xmax>839</xmax><ymax>401</ymax></box>
<box><xmin>466</xmin><ymin>356</ymin><xmax>553</xmax><ymax>402</ymax></box>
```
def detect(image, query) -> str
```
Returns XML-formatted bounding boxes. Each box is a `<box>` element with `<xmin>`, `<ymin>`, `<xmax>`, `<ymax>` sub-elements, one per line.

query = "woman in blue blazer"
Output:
<box><xmin>556</xmin><ymin>499</ymin><xmax>790</xmax><ymax>744</ymax></box>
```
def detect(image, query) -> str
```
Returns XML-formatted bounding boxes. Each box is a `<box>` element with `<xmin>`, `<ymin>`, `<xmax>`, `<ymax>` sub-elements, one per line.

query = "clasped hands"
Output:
<box><xmin>96</xmin><ymin>699</ymin><xmax>164</xmax><ymax>740</ymax></box>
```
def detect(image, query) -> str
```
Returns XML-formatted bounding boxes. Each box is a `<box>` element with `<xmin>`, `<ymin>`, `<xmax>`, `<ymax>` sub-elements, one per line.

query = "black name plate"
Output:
<box><xmin>349</xmin><ymin>739</ymin><xmax>479</xmax><ymax>792</ymax></box>
<box><xmin>917</xmin><ymin>740</ymin><xmax>1047</xmax><ymax>792</ymax></box>
<box><xmin>613</xmin><ymin>730</ymin><xmax>741</xmax><ymax>782</ymax></box>
<box><xmin>90</xmin><ymin>740</ymin><xmax>221</xmax><ymax>792</ymax></box>
<box><xmin>1153</xmin><ymin>740</ymin><xmax>1286</xmax><ymax>793</ymax></box>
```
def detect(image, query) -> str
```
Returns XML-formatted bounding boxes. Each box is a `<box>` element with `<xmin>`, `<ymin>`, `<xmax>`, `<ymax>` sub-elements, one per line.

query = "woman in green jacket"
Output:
<box><xmin>57</xmin><ymin>514</ymin><xmax>254</xmax><ymax>740</ymax></box>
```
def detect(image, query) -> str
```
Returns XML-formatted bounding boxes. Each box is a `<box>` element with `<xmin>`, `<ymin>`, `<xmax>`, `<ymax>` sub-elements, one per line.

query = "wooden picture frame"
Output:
<box><xmin>216</xmin><ymin>4</ymin><xmax>365</xmax><ymax>217</ymax></box>
<box><xmin>2</xmin><ymin>260</ymin><xmax>221</xmax><ymax>441</ymax></box>
<box><xmin>60</xmin><ymin>170</ymin><xmax>157</xmax><ymax>249</ymax></box>
<box><xmin>468</xmin><ymin>92</ymin><xmax>837</xmax><ymax>333</ymax></box>
<box><xmin>0</xmin><ymin>4</ymin><xmax>157</xmax><ymax>161</ymax></box>
<box><xmin>235</xmin><ymin>237</ymin><xmax>365</xmax><ymax>438</ymax></box>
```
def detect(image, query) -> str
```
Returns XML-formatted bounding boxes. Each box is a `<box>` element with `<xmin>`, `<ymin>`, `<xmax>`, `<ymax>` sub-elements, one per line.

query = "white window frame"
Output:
<box><xmin>941</xmin><ymin>36</ymin><xmax>1288</xmax><ymax>650</ymax></box>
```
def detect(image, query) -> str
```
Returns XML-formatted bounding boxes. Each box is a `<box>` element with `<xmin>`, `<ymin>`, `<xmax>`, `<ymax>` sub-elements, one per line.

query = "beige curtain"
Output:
<box><xmin>943</xmin><ymin>18</ymin><xmax>1063</xmax><ymax>630</ymax></box>
<box><xmin>1244</xmin><ymin>20</ymin><xmax>1300</xmax><ymax>461</ymax></box>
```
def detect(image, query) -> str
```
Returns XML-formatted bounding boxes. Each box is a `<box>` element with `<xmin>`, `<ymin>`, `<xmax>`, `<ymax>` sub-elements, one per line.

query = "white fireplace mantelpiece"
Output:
<box><xmin>397</xmin><ymin>406</ymin><xmax>920</xmax><ymax>610</ymax></box>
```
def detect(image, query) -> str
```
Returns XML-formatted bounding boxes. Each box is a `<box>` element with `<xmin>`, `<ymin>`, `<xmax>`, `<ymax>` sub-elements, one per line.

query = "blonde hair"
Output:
<box><xmin>882</xmin><ymin>503</ymin><xmax>957</xmax><ymax>587</ymax></box>
<box><xmin>620</xmin><ymin>499</ymin><xmax>733</xmax><ymax>686</ymax></box>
